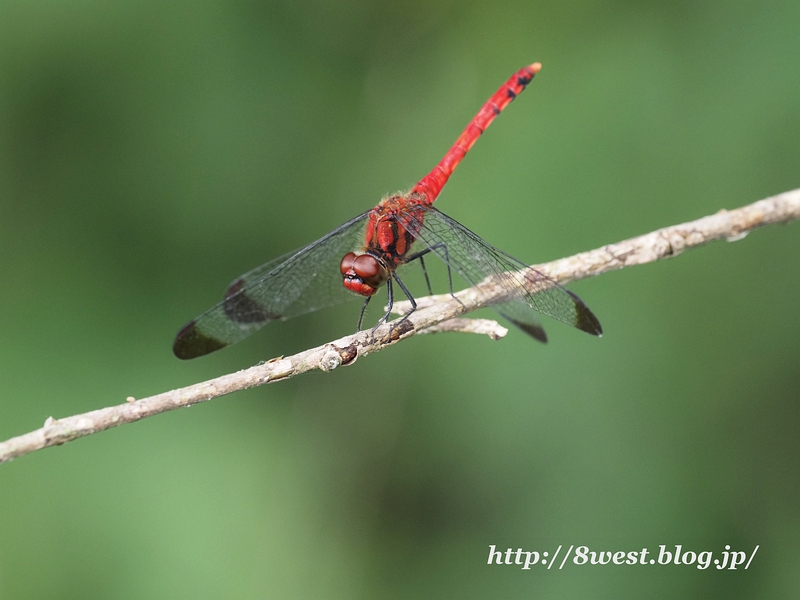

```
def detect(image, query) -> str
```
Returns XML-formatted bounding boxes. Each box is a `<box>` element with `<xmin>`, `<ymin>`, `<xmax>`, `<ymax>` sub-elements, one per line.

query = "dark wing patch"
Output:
<box><xmin>223</xmin><ymin>278</ymin><xmax>281</xmax><ymax>323</ymax></box>
<box><xmin>173</xmin><ymin>321</ymin><xmax>228</xmax><ymax>360</ymax></box>
<box><xmin>567</xmin><ymin>289</ymin><xmax>603</xmax><ymax>336</ymax></box>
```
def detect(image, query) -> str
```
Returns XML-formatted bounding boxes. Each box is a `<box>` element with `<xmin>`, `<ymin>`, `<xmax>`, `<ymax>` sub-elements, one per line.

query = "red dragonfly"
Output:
<box><xmin>174</xmin><ymin>63</ymin><xmax>601</xmax><ymax>359</ymax></box>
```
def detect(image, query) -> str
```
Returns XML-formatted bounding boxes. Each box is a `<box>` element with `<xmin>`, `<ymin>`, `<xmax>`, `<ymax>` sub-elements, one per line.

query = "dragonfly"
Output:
<box><xmin>173</xmin><ymin>63</ymin><xmax>602</xmax><ymax>359</ymax></box>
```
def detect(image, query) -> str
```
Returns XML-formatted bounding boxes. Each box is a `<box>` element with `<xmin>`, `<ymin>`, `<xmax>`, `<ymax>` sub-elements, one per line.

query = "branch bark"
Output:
<box><xmin>1</xmin><ymin>188</ymin><xmax>798</xmax><ymax>464</ymax></box>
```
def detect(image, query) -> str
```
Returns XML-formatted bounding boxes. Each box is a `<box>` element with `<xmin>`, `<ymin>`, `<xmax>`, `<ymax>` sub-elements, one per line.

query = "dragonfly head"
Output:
<box><xmin>340</xmin><ymin>251</ymin><xmax>388</xmax><ymax>297</ymax></box>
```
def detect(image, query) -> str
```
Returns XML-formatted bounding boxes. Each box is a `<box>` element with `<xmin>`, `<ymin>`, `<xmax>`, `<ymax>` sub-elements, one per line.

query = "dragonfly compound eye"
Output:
<box><xmin>340</xmin><ymin>252</ymin><xmax>357</xmax><ymax>275</ymax></box>
<box><xmin>353</xmin><ymin>253</ymin><xmax>388</xmax><ymax>288</ymax></box>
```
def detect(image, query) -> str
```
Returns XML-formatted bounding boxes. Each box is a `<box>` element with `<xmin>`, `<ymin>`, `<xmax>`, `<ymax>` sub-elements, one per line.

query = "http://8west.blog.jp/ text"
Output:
<box><xmin>487</xmin><ymin>544</ymin><xmax>759</xmax><ymax>571</ymax></box>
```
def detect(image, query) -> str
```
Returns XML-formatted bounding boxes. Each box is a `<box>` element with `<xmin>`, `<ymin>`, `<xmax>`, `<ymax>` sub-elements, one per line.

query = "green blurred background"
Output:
<box><xmin>1</xmin><ymin>0</ymin><xmax>798</xmax><ymax>597</ymax></box>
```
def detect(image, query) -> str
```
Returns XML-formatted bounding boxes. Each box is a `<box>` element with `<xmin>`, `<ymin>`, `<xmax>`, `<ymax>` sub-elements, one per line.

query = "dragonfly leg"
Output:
<box><xmin>356</xmin><ymin>295</ymin><xmax>372</xmax><ymax>331</ymax></box>
<box><xmin>368</xmin><ymin>271</ymin><xmax>419</xmax><ymax>339</ymax></box>
<box><xmin>371</xmin><ymin>277</ymin><xmax>395</xmax><ymax>332</ymax></box>
<box><xmin>417</xmin><ymin>255</ymin><xmax>434</xmax><ymax>295</ymax></box>
<box><xmin>406</xmin><ymin>242</ymin><xmax>465</xmax><ymax>309</ymax></box>
<box><xmin>387</xmin><ymin>272</ymin><xmax>417</xmax><ymax>333</ymax></box>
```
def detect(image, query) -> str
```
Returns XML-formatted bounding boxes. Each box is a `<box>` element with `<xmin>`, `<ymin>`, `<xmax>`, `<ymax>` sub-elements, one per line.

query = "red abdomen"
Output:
<box><xmin>411</xmin><ymin>63</ymin><xmax>542</xmax><ymax>204</ymax></box>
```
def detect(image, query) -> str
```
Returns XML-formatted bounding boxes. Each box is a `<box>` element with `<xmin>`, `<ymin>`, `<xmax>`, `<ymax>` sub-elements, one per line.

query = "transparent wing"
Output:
<box><xmin>403</xmin><ymin>205</ymin><xmax>602</xmax><ymax>341</ymax></box>
<box><xmin>174</xmin><ymin>211</ymin><xmax>371</xmax><ymax>359</ymax></box>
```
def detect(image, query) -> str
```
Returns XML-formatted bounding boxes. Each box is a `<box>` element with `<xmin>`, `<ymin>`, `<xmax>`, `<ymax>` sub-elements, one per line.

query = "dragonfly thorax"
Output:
<box><xmin>340</xmin><ymin>251</ymin><xmax>389</xmax><ymax>297</ymax></box>
<box><xmin>366</xmin><ymin>195</ymin><xmax>426</xmax><ymax>266</ymax></box>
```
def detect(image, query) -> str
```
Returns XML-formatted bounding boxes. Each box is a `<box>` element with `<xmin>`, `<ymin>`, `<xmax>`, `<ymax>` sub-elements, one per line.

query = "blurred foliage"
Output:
<box><xmin>1</xmin><ymin>0</ymin><xmax>799</xmax><ymax>598</ymax></box>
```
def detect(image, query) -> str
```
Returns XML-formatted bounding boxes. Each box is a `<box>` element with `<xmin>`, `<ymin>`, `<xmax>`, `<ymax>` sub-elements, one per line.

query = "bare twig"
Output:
<box><xmin>418</xmin><ymin>317</ymin><xmax>509</xmax><ymax>339</ymax></box>
<box><xmin>1</xmin><ymin>188</ymin><xmax>798</xmax><ymax>464</ymax></box>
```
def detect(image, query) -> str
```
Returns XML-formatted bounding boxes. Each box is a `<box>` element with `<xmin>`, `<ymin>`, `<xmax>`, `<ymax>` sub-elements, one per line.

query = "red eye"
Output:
<box><xmin>355</xmin><ymin>254</ymin><xmax>388</xmax><ymax>288</ymax></box>
<box><xmin>353</xmin><ymin>254</ymin><xmax>380</xmax><ymax>279</ymax></box>
<box><xmin>340</xmin><ymin>252</ymin><xmax>356</xmax><ymax>274</ymax></box>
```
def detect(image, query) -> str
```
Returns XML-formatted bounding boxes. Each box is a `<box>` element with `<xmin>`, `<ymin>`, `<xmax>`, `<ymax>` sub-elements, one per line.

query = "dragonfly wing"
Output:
<box><xmin>491</xmin><ymin>300</ymin><xmax>548</xmax><ymax>343</ymax></box>
<box><xmin>404</xmin><ymin>205</ymin><xmax>602</xmax><ymax>340</ymax></box>
<box><xmin>174</xmin><ymin>211</ymin><xmax>371</xmax><ymax>359</ymax></box>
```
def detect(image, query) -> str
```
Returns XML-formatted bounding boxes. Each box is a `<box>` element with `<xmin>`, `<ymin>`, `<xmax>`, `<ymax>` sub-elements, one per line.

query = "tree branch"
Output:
<box><xmin>1</xmin><ymin>188</ymin><xmax>798</xmax><ymax>464</ymax></box>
